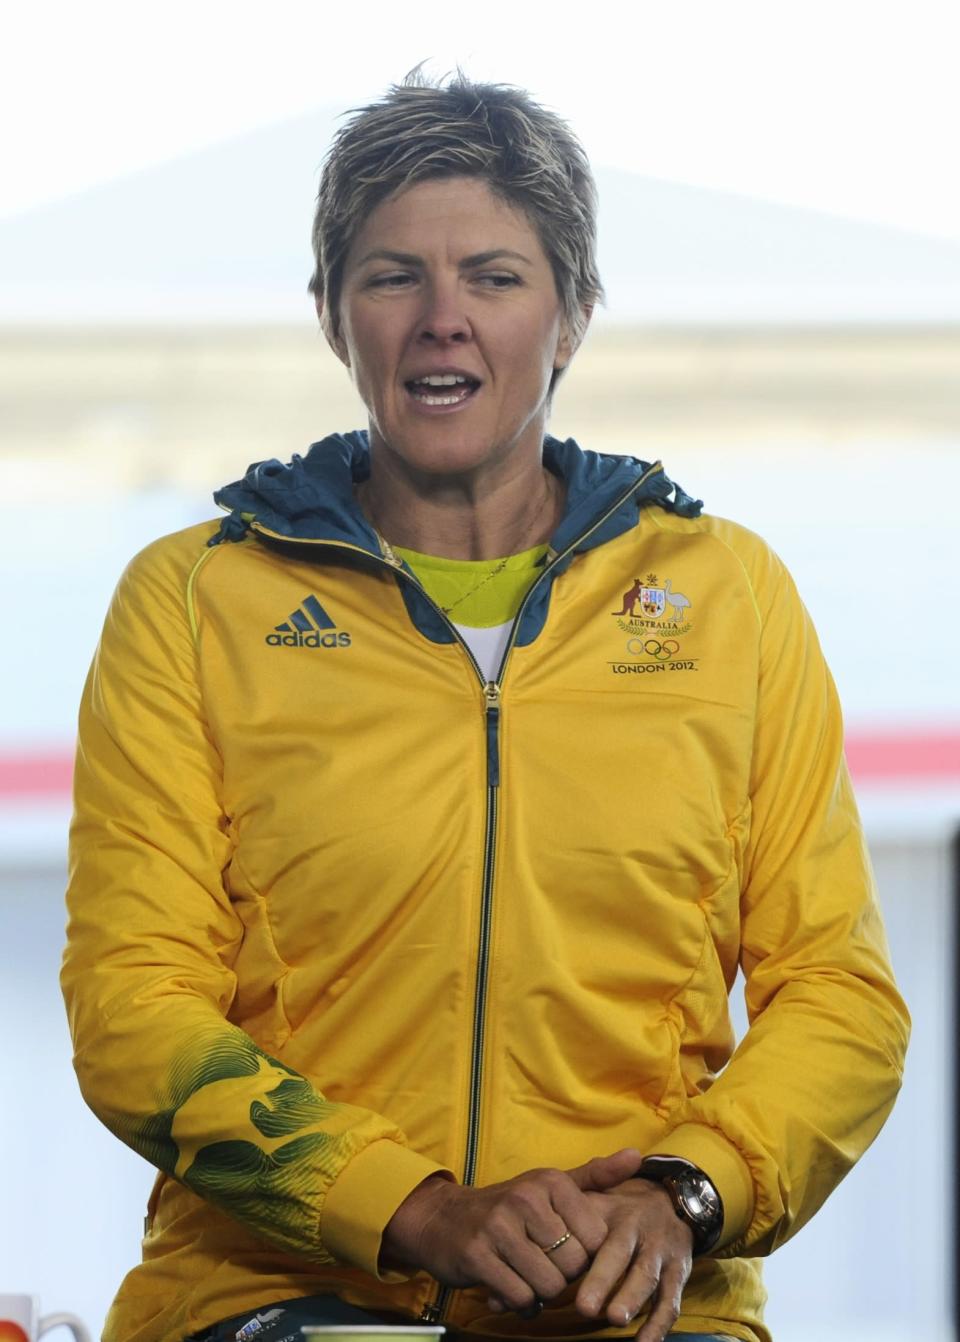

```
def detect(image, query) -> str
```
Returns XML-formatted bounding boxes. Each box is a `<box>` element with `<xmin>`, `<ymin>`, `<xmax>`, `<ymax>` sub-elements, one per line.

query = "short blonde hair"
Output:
<box><xmin>309</xmin><ymin>68</ymin><xmax>603</xmax><ymax>363</ymax></box>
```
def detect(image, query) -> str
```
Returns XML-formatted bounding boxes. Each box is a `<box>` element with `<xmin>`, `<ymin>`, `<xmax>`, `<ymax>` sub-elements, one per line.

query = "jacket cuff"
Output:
<box><xmin>321</xmin><ymin>1139</ymin><xmax>453</xmax><ymax>1279</ymax></box>
<box><xmin>644</xmin><ymin>1122</ymin><xmax>755</xmax><ymax>1251</ymax></box>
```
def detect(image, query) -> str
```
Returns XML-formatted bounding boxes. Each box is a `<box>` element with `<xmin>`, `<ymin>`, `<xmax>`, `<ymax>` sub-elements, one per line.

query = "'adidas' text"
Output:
<box><xmin>265</xmin><ymin>630</ymin><xmax>352</xmax><ymax>649</ymax></box>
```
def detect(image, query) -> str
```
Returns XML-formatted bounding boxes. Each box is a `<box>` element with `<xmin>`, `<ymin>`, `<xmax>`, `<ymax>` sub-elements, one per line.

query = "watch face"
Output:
<box><xmin>690</xmin><ymin>1176</ymin><xmax>719</xmax><ymax>1215</ymax></box>
<box><xmin>678</xmin><ymin>1172</ymin><xmax>721</xmax><ymax>1226</ymax></box>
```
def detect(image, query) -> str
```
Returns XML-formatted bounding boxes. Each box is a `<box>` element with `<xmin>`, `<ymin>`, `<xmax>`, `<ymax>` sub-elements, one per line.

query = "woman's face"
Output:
<box><xmin>333</xmin><ymin>176</ymin><xmax>577</xmax><ymax>482</ymax></box>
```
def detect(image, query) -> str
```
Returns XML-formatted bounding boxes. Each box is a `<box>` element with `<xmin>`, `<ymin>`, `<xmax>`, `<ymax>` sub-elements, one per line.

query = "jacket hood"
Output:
<box><xmin>210</xmin><ymin>431</ymin><xmax>702</xmax><ymax>556</ymax></box>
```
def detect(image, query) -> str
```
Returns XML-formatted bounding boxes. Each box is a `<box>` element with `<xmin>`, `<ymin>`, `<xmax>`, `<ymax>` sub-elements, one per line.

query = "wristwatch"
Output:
<box><xmin>635</xmin><ymin>1155</ymin><xmax>724</xmax><ymax>1256</ymax></box>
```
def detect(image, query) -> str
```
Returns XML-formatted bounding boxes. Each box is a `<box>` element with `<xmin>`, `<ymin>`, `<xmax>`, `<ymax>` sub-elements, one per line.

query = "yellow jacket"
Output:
<box><xmin>62</xmin><ymin>434</ymin><xmax>909</xmax><ymax>1342</ymax></box>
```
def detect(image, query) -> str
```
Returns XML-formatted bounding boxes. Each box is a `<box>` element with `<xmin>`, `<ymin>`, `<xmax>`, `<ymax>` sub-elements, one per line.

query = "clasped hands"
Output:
<box><xmin>381</xmin><ymin>1149</ymin><xmax>695</xmax><ymax>1342</ymax></box>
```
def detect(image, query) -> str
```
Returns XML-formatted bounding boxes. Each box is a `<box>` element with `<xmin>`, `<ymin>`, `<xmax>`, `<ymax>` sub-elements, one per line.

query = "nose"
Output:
<box><xmin>415</xmin><ymin>277</ymin><xmax>472</xmax><ymax>343</ymax></box>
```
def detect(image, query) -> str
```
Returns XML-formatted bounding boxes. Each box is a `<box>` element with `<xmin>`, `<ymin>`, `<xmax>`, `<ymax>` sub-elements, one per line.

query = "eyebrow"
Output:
<box><xmin>355</xmin><ymin>248</ymin><xmax>534</xmax><ymax>269</ymax></box>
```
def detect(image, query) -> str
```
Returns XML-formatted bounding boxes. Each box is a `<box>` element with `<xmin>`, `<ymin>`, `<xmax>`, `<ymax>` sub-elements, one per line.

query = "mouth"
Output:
<box><xmin>404</xmin><ymin>372</ymin><xmax>482</xmax><ymax>409</ymax></box>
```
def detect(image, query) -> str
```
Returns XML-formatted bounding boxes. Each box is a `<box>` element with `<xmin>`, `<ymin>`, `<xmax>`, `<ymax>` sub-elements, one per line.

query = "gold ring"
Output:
<box><xmin>543</xmin><ymin>1231</ymin><xmax>572</xmax><ymax>1254</ymax></box>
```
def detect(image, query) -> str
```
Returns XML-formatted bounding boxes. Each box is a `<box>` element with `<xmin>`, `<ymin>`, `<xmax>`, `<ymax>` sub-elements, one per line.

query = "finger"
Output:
<box><xmin>523</xmin><ymin>1209</ymin><xmax>590</xmax><ymax>1280</ymax></box>
<box><xmin>496</xmin><ymin>1226</ymin><xmax>570</xmax><ymax>1302</ymax></box>
<box><xmin>483</xmin><ymin>1295</ymin><xmax>544</xmax><ymax>1320</ymax></box>
<box><xmin>548</xmin><ymin>1178</ymin><xmax>610</xmax><ymax>1257</ymax></box>
<box><xmin>575</xmin><ymin>1226</ymin><xmax>641</xmax><ymax>1318</ymax></box>
<box><xmin>542</xmin><ymin>1234</ymin><xmax>589</xmax><ymax>1282</ymax></box>
<box><xmin>470</xmin><ymin>1246</ymin><xmax>542</xmax><ymax>1314</ymax></box>
<box><xmin>467</xmin><ymin>1180</ymin><xmax>567</xmax><ymax>1299</ymax></box>
<box><xmin>567</xmin><ymin>1148</ymin><xmax>644</xmax><ymax>1194</ymax></box>
<box><xmin>633</xmin><ymin>1257</ymin><xmax>688</xmax><ymax>1342</ymax></box>
<box><xmin>604</xmin><ymin>1251</ymin><xmax>664</xmax><ymax>1327</ymax></box>
<box><xmin>525</xmin><ymin>1208</ymin><xmax>577</xmax><ymax>1256</ymax></box>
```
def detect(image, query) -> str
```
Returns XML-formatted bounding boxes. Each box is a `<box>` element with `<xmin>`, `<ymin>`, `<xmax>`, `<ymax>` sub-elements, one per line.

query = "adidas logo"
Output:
<box><xmin>265</xmin><ymin>594</ymin><xmax>352</xmax><ymax>649</ymax></box>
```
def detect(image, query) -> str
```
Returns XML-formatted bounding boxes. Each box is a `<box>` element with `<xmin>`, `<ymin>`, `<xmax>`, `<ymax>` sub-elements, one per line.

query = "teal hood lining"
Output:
<box><xmin>211</xmin><ymin>432</ymin><xmax>701</xmax><ymax>549</ymax></box>
<box><xmin>210</xmin><ymin>431</ymin><xmax>703</xmax><ymax>648</ymax></box>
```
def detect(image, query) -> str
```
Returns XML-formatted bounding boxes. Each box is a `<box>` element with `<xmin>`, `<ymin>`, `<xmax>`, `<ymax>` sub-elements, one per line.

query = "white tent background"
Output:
<box><xmin>2</xmin><ymin>7</ymin><xmax>958</xmax><ymax>1339</ymax></box>
<box><xmin>4</xmin><ymin>103</ymin><xmax>960</xmax><ymax>326</ymax></box>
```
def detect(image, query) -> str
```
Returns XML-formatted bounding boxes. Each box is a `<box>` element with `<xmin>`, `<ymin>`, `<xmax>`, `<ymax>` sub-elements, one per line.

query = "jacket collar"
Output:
<box><xmin>210</xmin><ymin>430</ymin><xmax>701</xmax><ymax>554</ymax></box>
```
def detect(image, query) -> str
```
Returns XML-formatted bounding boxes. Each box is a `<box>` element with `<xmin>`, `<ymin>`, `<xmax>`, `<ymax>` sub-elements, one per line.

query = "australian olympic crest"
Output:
<box><xmin>608</xmin><ymin>573</ymin><xmax>698</xmax><ymax>674</ymax></box>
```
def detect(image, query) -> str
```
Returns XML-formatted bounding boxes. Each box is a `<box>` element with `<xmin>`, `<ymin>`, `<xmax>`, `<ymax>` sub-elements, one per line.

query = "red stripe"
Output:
<box><xmin>0</xmin><ymin>751</ymin><xmax>75</xmax><ymax>799</ymax></box>
<box><xmin>844</xmin><ymin>731</ymin><xmax>960</xmax><ymax>781</ymax></box>
<box><xmin>1</xmin><ymin>732</ymin><xmax>959</xmax><ymax>800</ymax></box>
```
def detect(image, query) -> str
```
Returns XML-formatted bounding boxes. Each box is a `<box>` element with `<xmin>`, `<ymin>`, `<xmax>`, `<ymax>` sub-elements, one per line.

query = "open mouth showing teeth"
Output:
<box><xmin>405</xmin><ymin>373</ymin><xmax>481</xmax><ymax>406</ymax></box>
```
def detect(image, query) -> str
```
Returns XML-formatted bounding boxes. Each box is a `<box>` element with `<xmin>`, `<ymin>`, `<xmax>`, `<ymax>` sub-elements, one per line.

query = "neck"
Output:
<box><xmin>358</xmin><ymin>450</ymin><xmax>564</xmax><ymax>561</ymax></box>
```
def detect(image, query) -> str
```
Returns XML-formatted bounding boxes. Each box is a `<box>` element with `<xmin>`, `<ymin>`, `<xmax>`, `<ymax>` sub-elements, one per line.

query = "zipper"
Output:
<box><xmin>415</xmin><ymin>462</ymin><xmax>663</xmax><ymax>1325</ymax></box>
<box><xmin>466</xmin><ymin>678</ymin><xmax>500</xmax><ymax>1188</ymax></box>
<box><xmin>230</xmin><ymin>465</ymin><xmax>663</xmax><ymax>1327</ymax></box>
<box><xmin>416</xmin><ymin>682</ymin><xmax>498</xmax><ymax>1327</ymax></box>
<box><xmin>455</xmin><ymin>466</ymin><xmax>663</xmax><ymax>1146</ymax></box>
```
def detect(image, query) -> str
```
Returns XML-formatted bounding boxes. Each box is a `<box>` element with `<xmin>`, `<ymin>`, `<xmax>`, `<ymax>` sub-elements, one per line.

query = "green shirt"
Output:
<box><xmin>394</xmin><ymin>543</ymin><xmax>548</xmax><ymax>628</ymax></box>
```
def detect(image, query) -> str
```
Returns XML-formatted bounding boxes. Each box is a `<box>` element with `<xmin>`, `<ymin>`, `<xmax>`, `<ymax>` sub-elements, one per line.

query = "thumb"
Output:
<box><xmin>567</xmin><ymin>1147</ymin><xmax>644</xmax><ymax>1192</ymax></box>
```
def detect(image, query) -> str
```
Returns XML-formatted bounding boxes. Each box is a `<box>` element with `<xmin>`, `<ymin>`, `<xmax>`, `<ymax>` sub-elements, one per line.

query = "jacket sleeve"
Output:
<box><xmin>61</xmin><ymin>538</ymin><xmax>449</xmax><ymax>1276</ymax></box>
<box><xmin>644</xmin><ymin>539</ymin><xmax>910</xmax><ymax>1256</ymax></box>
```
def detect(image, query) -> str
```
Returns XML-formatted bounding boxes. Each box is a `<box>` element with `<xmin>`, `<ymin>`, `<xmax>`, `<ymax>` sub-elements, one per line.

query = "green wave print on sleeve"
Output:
<box><xmin>129</xmin><ymin>1028</ymin><xmax>358</xmax><ymax>1262</ymax></box>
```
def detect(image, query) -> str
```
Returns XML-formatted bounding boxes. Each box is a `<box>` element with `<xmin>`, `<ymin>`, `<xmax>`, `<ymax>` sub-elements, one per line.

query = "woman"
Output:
<box><xmin>62</xmin><ymin>73</ymin><xmax>909</xmax><ymax>1342</ymax></box>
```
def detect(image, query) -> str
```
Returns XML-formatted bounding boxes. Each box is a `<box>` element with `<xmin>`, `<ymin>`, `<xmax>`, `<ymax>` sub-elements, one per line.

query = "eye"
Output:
<box><xmin>369</xmin><ymin>272</ymin><xmax>415</xmax><ymax>289</ymax></box>
<box><xmin>476</xmin><ymin>273</ymin><xmax>522</xmax><ymax>289</ymax></box>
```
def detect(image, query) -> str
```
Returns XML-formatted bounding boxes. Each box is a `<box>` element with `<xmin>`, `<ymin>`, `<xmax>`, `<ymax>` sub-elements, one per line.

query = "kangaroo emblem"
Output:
<box><xmin>612</xmin><ymin>578</ymin><xmax>643</xmax><ymax>618</ymax></box>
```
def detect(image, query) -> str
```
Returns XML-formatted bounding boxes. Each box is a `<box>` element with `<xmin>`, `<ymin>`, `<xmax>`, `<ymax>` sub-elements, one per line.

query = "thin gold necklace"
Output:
<box><xmin>360</xmin><ymin>475</ymin><xmax>556</xmax><ymax>617</ymax></box>
<box><xmin>438</xmin><ymin>553</ymin><xmax>514</xmax><ymax>617</ymax></box>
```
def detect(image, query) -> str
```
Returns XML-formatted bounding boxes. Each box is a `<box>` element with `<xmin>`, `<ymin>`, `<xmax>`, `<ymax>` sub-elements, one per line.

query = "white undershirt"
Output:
<box><xmin>454</xmin><ymin>621</ymin><xmax>513</xmax><ymax>683</ymax></box>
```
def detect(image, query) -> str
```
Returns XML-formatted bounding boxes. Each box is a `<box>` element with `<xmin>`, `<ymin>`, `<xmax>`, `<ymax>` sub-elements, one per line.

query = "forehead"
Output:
<box><xmin>345</xmin><ymin>176</ymin><xmax>548</xmax><ymax>264</ymax></box>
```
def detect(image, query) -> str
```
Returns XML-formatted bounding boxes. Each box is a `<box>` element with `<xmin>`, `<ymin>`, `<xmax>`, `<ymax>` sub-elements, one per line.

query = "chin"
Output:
<box><xmin>415</xmin><ymin>445</ymin><xmax>501</xmax><ymax>478</ymax></box>
<box><xmin>379</xmin><ymin>426</ymin><xmax>514</xmax><ymax>479</ymax></box>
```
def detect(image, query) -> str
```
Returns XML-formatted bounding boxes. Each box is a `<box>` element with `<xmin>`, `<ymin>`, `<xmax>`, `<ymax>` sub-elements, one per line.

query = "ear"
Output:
<box><xmin>315</xmin><ymin>294</ymin><xmax>350</xmax><ymax>368</ymax></box>
<box><xmin>554</xmin><ymin>304</ymin><xmax>593</xmax><ymax>374</ymax></box>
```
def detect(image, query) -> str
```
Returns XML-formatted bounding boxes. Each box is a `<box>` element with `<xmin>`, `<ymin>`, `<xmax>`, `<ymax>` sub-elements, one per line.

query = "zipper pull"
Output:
<box><xmin>378</xmin><ymin>533</ymin><xmax>403</xmax><ymax>568</ymax></box>
<box><xmin>484</xmin><ymin>682</ymin><xmax>501</xmax><ymax>788</ymax></box>
<box><xmin>419</xmin><ymin>1304</ymin><xmax>442</xmax><ymax>1324</ymax></box>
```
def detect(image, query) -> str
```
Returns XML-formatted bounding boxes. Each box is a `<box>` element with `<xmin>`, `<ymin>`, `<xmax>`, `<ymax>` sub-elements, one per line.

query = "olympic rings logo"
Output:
<box><xmin>626</xmin><ymin>637</ymin><xmax>680</xmax><ymax>661</ymax></box>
